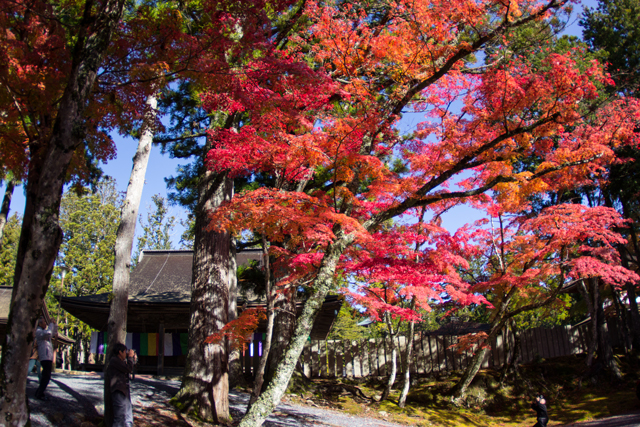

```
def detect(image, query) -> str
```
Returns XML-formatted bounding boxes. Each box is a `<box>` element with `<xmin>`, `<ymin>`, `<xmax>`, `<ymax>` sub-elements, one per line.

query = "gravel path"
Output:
<box><xmin>559</xmin><ymin>411</ymin><xmax>640</xmax><ymax>427</ymax></box>
<box><xmin>26</xmin><ymin>372</ymin><xmax>406</xmax><ymax>427</ymax></box>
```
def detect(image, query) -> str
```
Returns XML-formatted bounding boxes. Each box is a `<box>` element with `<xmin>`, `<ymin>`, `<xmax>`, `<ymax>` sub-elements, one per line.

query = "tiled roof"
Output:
<box><xmin>60</xmin><ymin>250</ymin><xmax>340</xmax><ymax>339</ymax></box>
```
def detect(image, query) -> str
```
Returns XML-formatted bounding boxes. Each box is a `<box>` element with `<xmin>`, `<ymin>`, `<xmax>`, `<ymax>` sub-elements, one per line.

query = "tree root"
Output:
<box><xmin>318</xmin><ymin>383</ymin><xmax>375</xmax><ymax>402</ymax></box>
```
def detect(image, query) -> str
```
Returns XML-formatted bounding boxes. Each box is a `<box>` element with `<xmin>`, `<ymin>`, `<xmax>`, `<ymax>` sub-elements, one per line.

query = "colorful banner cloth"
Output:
<box><xmin>90</xmin><ymin>332</ymin><xmax>189</xmax><ymax>355</ymax></box>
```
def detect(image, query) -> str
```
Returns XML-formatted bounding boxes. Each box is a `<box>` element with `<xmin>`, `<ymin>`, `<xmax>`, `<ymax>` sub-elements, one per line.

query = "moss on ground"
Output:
<box><xmin>284</xmin><ymin>353</ymin><xmax>640</xmax><ymax>426</ymax></box>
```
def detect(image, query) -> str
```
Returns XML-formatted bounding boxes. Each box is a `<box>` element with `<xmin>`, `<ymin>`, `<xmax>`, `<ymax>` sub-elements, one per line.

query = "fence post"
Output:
<box><xmin>303</xmin><ymin>341</ymin><xmax>311</xmax><ymax>378</ymax></box>
<box><xmin>327</xmin><ymin>340</ymin><xmax>336</xmax><ymax>378</ymax></box>
<box><xmin>345</xmin><ymin>340</ymin><xmax>353</xmax><ymax>377</ymax></box>
<box><xmin>336</xmin><ymin>340</ymin><xmax>344</xmax><ymax>377</ymax></box>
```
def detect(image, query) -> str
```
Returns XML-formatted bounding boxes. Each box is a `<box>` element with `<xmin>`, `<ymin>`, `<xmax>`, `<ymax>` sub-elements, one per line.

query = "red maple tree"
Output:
<box><xmin>199</xmin><ymin>0</ymin><xmax>640</xmax><ymax>422</ymax></box>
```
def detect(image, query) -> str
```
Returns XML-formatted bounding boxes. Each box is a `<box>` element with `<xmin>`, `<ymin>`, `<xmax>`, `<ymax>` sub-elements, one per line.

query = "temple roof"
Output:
<box><xmin>0</xmin><ymin>286</ymin><xmax>12</xmax><ymax>339</ymax></box>
<box><xmin>60</xmin><ymin>250</ymin><xmax>340</xmax><ymax>339</ymax></box>
<box><xmin>425</xmin><ymin>321</ymin><xmax>491</xmax><ymax>336</ymax></box>
<box><xmin>0</xmin><ymin>286</ymin><xmax>75</xmax><ymax>345</ymax></box>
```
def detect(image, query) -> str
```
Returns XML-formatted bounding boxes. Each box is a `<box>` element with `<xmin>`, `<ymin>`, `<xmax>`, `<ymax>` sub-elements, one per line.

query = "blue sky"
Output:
<box><xmin>0</xmin><ymin>0</ymin><xmax>598</xmax><ymax>246</ymax></box>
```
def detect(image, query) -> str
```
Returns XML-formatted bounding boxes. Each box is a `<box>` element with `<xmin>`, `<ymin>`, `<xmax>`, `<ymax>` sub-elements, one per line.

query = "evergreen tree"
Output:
<box><xmin>579</xmin><ymin>0</ymin><xmax>640</xmax><ymax>356</ymax></box>
<box><xmin>55</xmin><ymin>178</ymin><xmax>122</xmax><ymax>298</ymax></box>
<box><xmin>328</xmin><ymin>304</ymin><xmax>371</xmax><ymax>341</ymax></box>
<box><xmin>0</xmin><ymin>179</ymin><xmax>16</xmax><ymax>242</ymax></box>
<box><xmin>582</xmin><ymin>0</ymin><xmax>640</xmax><ymax>96</ymax></box>
<box><xmin>0</xmin><ymin>214</ymin><xmax>21</xmax><ymax>287</ymax></box>
<box><xmin>133</xmin><ymin>194</ymin><xmax>176</xmax><ymax>264</ymax></box>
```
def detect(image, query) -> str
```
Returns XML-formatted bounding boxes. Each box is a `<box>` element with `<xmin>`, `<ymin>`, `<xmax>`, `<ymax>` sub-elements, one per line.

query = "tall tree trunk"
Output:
<box><xmin>229</xmin><ymin>236</ymin><xmax>242</xmax><ymax>389</ymax></box>
<box><xmin>620</xmin><ymin>201</ymin><xmax>640</xmax><ymax>352</ymax></box>
<box><xmin>104</xmin><ymin>93</ymin><xmax>157</xmax><ymax>426</ymax></box>
<box><xmin>263</xmin><ymin>284</ymin><xmax>296</xmax><ymax>390</ymax></box>
<box><xmin>452</xmin><ymin>348</ymin><xmax>491</xmax><ymax>403</ymax></box>
<box><xmin>620</xmin><ymin>249</ymin><xmax>640</xmax><ymax>352</ymax></box>
<box><xmin>381</xmin><ymin>312</ymin><xmax>398</xmax><ymax>402</ymax></box>
<box><xmin>0</xmin><ymin>3</ymin><xmax>126</xmax><ymax>424</ymax></box>
<box><xmin>174</xmin><ymin>170</ymin><xmax>232</xmax><ymax>424</ymax></box>
<box><xmin>451</xmin><ymin>290</ymin><xmax>514</xmax><ymax>400</ymax></box>
<box><xmin>0</xmin><ymin>180</ymin><xmax>15</xmax><ymax>242</ymax></box>
<box><xmin>592</xmin><ymin>280</ymin><xmax>622</xmax><ymax>380</ymax></box>
<box><xmin>579</xmin><ymin>279</ymin><xmax>598</xmax><ymax>369</ymax></box>
<box><xmin>499</xmin><ymin>319</ymin><xmax>521</xmax><ymax>386</ymax></box>
<box><xmin>398</xmin><ymin>316</ymin><xmax>415</xmax><ymax>408</ymax></box>
<box><xmin>262</xmin><ymin>284</ymin><xmax>296</xmax><ymax>391</ymax></box>
<box><xmin>611</xmin><ymin>288</ymin><xmax>631</xmax><ymax>354</ymax></box>
<box><xmin>249</xmin><ymin>237</ymin><xmax>276</xmax><ymax>407</ymax></box>
<box><xmin>238</xmin><ymin>230</ymin><xmax>353</xmax><ymax>427</ymax></box>
<box><xmin>451</xmin><ymin>331</ymin><xmax>495</xmax><ymax>401</ymax></box>
<box><xmin>624</xmin><ymin>280</ymin><xmax>640</xmax><ymax>352</ymax></box>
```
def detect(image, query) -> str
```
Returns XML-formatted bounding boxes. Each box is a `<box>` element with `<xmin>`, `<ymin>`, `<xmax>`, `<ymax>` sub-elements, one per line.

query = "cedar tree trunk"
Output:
<box><xmin>0</xmin><ymin>2</ymin><xmax>126</xmax><ymax>424</ymax></box>
<box><xmin>104</xmin><ymin>93</ymin><xmax>157</xmax><ymax>426</ymax></box>
<box><xmin>238</xmin><ymin>230</ymin><xmax>353</xmax><ymax>427</ymax></box>
<box><xmin>174</xmin><ymin>170</ymin><xmax>233</xmax><ymax>424</ymax></box>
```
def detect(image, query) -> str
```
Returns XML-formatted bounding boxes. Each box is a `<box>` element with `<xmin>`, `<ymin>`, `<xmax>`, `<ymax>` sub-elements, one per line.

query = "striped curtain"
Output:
<box><xmin>90</xmin><ymin>332</ymin><xmax>189</xmax><ymax>356</ymax></box>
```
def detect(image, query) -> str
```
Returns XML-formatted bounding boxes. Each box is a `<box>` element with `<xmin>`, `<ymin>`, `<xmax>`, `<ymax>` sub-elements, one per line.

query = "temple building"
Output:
<box><xmin>60</xmin><ymin>249</ymin><xmax>340</xmax><ymax>375</ymax></box>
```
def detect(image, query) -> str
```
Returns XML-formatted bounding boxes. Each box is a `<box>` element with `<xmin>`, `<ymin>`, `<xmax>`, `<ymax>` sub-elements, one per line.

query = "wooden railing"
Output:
<box><xmin>241</xmin><ymin>323</ymin><xmax>593</xmax><ymax>378</ymax></box>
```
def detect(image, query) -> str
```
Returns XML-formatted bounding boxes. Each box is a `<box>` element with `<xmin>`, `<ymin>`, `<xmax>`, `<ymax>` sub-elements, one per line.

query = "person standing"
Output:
<box><xmin>35</xmin><ymin>317</ymin><xmax>57</xmax><ymax>400</ymax></box>
<box><xmin>106</xmin><ymin>343</ymin><xmax>137</xmax><ymax>427</ymax></box>
<box><xmin>531</xmin><ymin>394</ymin><xmax>549</xmax><ymax>427</ymax></box>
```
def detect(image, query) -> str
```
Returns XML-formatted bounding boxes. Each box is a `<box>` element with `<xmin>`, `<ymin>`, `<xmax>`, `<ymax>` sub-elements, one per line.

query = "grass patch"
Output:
<box><xmin>284</xmin><ymin>353</ymin><xmax>640</xmax><ymax>426</ymax></box>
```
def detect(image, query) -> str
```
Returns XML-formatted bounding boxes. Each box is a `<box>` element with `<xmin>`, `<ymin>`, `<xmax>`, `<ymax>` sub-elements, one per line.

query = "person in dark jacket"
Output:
<box><xmin>106</xmin><ymin>343</ymin><xmax>137</xmax><ymax>427</ymax></box>
<box><xmin>531</xmin><ymin>394</ymin><xmax>549</xmax><ymax>427</ymax></box>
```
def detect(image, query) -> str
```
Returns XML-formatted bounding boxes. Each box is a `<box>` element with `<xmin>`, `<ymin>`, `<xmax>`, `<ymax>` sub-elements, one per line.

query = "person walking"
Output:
<box><xmin>531</xmin><ymin>394</ymin><xmax>549</xmax><ymax>427</ymax></box>
<box><xmin>106</xmin><ymin>343</ymin><xmax>137</xmax><ymax>427</ymax></box>
<box><xmin>35</xmin><ymin>317</ymin><xmax>57</xmax><ymax>400</ymax></box>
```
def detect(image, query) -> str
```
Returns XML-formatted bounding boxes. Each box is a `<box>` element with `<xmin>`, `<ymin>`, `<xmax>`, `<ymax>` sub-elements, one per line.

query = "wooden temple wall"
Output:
<box><xmin>241</xmin><ymin>323</ymin><xmax>594</xmax><ymax>379</ymax></box>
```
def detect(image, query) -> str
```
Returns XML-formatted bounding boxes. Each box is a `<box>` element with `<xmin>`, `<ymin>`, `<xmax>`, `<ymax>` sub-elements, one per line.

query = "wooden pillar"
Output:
<box><xmin>158</xmin><ymin>323</ymin><xmax>165</xmax><ymax>376</ymax></box>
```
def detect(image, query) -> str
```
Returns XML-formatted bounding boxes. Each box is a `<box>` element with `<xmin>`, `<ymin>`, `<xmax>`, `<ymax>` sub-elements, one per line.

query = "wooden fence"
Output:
<box><xmin>241</xmin><ymin>323</ymin><xmax>593</xmax><ymax>378</ymax></box>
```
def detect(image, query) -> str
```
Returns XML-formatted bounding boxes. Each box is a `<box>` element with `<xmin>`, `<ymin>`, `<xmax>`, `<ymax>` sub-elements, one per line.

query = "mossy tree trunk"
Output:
<box><xmin>451</xmin><ymin>270</ymin><xmax>569</xmax><ymax>400</ymax></box>
<box><xmin>381</xmin><ymin>312</ymin><xmax>398</xmax><ymax>402</ymax></box>
<box><xmin>450</xmin><ymin>327</ymin><xmax>499</xmax><ymax>401</ymax></box>
<box><xmin>398</xmin><ymin>314</ymin><xmax>415</xmax><ymax>408</ymax></box>
<box><xmin>238</xmin><ymin>230</ymin><xmax>353</xmax><ymax>427</ymax></box>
